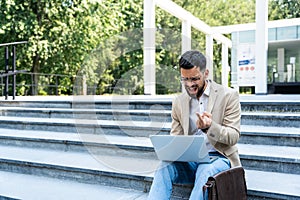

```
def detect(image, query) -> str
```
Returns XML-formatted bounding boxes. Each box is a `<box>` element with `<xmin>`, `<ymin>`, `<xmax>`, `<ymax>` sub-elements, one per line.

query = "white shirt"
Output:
<box><xmin>188</xmin><ymin>81</ymin><xmax>216</xmax><ymax>152</ymax></box>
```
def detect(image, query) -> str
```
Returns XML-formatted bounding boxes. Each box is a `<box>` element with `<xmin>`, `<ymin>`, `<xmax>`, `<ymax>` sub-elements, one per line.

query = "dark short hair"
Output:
<box><xmin>179</xmin><ymin>50</ymin><xmax>206</xmax><ymax>71</ymax></box>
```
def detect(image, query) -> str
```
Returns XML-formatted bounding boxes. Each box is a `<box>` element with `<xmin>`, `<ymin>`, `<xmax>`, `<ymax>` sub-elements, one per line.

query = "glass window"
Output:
<box><xmin>239</xmin><ymin>30</ymin><xmax>255</xmax><ymax>43</ymax></box>
<box><xmin>268</xmin><ymin>28</ymin><xmax>276</xmax><ymax>41</ymax></box>
<box><xmin>298</xmin><ymin>26</ymin><xmax>300</xmax><ymax>39</ymax></box>
<box><xmin>277</xmin><ymin>26</ymin><xmax>297</xmax><ymax>40</ymax></box>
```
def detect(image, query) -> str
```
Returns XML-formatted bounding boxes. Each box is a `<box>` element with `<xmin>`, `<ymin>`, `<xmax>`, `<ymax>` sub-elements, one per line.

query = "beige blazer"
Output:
<box><xmin>170</xmin><ymin>80</ymin><xmax>242</xmax><ymax>167</ymax></box>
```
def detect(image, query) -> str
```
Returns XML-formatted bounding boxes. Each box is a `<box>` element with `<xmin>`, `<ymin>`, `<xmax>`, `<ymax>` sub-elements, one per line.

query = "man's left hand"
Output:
<box><xmin>196</xmin><ymin>111</ymin><xmax>212</xmax><ymax>132</ymax></box>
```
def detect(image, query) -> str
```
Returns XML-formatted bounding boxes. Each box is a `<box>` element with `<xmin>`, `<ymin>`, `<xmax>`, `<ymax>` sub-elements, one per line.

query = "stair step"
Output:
<box><xmin>0</xmin><ymin>145</ymin><xmax>299</xmax><ymax>199</ymax></box>
<box><xmin>238</xmin><ymin>143</ymin><xmax>300</xmax><ymax>174</ymax></box>
<box><xmin>0</xmin><ymin>95</ymin><xmax>173</xmax><ymax>110</ymax></box>
<box><xmin>240</xmin><ymin>125</ymin><xmax>300</xmax><ymax>147</ymax></box>
<box><xmin>240</xmin><ymin>95</ymin><xmax>300</xmax><ymax>113</ymax></box>
<box><xmin>0</xmin><ymin>116</ymin><xmax>299</xmax><ymax>146</ymax></box>
<box><xmin>2</xmin><ymin>95</ymin><xmax>300</xmax><ymax>113</ymax></box>
<box><xmin>0</xmin><ymin>129</ymin><xmax>299</xmax><ymax>175</ymax></box>
<box><xmin>0</xmin><ymin>129</ymin><xmax>155</xmax><ymax>159</ymax></box>
<box><xmin>0</xmin><ymin>145</ymin><xmax>156</xmax><ymax>191</ymax></box>
<box><xmin>0</xmin><ymin>107</ymin><xmax>172</xmax><ymax>122</ymax></box>
<box><xmin>3</xmin><ymin>95</ymin><xmax>300</xmax><ymax>112</ymax></box>
<box><xmin>0</xmin><ymin>170</ymin><xmax>147</xmax><ymax>200</ymax></box>
<box><xmin>245</xmin><ymin>170</ymin><xmax>300</xmax><ymax>200</ymax></box>
<box><xmin>0</xmin><ymin>128</ymin><xmax>152</xmax><ymax>149</ymax></box>
<box><xmin>0</xmin><ymin>116</ymin><xmax>170</xmax><ymax>136</ymax></box>
<box><xmin>2</xmin><ymin>107</ymin><xmax>300</xmax><ymax>127</ymax></box>
<box><xmin>241</xmin><ymin>112</ymin><xmax>300</xmax><ymax>127</ymax></box>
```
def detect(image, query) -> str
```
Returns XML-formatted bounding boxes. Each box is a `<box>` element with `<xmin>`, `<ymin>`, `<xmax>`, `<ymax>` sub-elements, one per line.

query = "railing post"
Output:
<box><xmin>143</xmin><ymin>0</ymin><xmax>156</xmax><ymax>95</ymax></box>
<box><xmin>0</xmin><ymin>41</ymin><xmax>27</xmax><ymax>99</ymax></box>
<box><xmin>31</xmin><ymin>73</ymin><xmax>34</xmax><ymax>95</ymax></box>
<box><xmin>82</xmin><ymin>75</ymin><xmax>87</xmax><ymax>95</ymax></box>
<box><xmin>4</xmin><ymin>47</ymin><xmax>9</xmax><ymax>100</ymax></box>
<box><xmin>0</xmin><ymin>77</ymin><xmax>3</xmax><ymax>96</ymax></box>
<box><xmin>12</xmin><ymin>46</ymin><xmax>16</xmax><ymax>100</ymax></box>
<box><xmin>206</xmin><ymin>34</ymin><xmax>214</xmax><ymax>80</ymax></box>
<box><xmin>255</xmin><ymin>0</ymin><xmax>268</xmax><ymax>94</ymax></box>
<box><xmin>56</xmin><ymin>76</ymin><xmax>58</xmax><ymax>96</ymax></box>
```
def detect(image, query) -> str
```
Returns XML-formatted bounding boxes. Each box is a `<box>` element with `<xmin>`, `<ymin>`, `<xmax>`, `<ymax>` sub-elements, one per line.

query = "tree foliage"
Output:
<box><xmin>269</xmin><ymin>0</ymin><xmax>300</xmax><ymax>20</ymax></box>
<box><xmin>0</xmin><ymin>0</ymin><xmax>297</xmax><ymax>95</ymax></box>
<box><xmin>0</xmin><ymin>0</ymin><xmax>119</xmax><ymax>95</ymax></box>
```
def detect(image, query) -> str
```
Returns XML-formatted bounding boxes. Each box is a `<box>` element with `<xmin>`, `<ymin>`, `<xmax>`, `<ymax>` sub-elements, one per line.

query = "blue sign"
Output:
<box><xmin>239</xmin><ymin>59</ymin><xmax>255</xmax><ymax>66</ymax></box>
<box><xmin>239</xmin><ymin>60</ymin><xmax>250</xmax><ymax>65</ymax></box>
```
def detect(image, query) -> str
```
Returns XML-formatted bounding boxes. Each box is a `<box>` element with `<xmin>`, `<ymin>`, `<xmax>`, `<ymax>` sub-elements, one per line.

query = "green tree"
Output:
<box><xmin>92</xmin><ymin>0</ymin><xmax>257</xmax><ymax>94</ymax></box>
<box><xmin>2</xmin><ymin>0</ymin><xmax>295</xmax><ymax>96</ymax></box>
<box><xmin>269</xmin><ymin>0</ymin><xmax>300</xmax><ymax>20</ymax></box>
<box><xmin>78</xmin><ymin>0</ymin><xmax>144</xmax><ymax>95</ymax></box>
<box><xmin>0</xmin><ymin>0</ymin><xmax>119</xmax><ymax>95</ymax></box>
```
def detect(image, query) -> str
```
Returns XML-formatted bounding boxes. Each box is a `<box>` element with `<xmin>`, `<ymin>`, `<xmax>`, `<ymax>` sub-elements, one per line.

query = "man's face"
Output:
<box><xmin>180</xmin><ymin>66</ymin><xmax>208</xmax><ymax>98</ymax></box>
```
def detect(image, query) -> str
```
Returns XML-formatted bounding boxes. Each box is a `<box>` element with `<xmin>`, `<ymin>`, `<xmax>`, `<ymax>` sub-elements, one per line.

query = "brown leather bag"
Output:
<box><xmin>203</xmin><ymin>166</ymin><xmax>247</xmax><ymax>200</ymax></box>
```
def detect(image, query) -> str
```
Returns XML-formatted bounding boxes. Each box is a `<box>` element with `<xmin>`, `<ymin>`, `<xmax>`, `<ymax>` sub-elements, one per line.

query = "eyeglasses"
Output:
<box><xmin>180</xmin><ymin>76</ymin><xmax>201</xmax><ymax>83</ymax></box>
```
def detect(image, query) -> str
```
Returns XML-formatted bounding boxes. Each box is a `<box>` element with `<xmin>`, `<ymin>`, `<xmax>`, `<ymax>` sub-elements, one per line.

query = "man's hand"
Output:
<box><xmin>196</xmin><ymin>111</ymin><xmax>212</xmax><ymax>132</ymax></box>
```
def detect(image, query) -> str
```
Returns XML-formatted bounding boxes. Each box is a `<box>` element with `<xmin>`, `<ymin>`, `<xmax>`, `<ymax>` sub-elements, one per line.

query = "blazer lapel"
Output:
<box><xmin>207</xmin><ymin>81</ymin><xmax>218</xmax><ymax>113</ymax></box>
<box><xmin>181</xmin><ymin>93</ymin><xmax>190</xmax><ymax>135</ymax></box>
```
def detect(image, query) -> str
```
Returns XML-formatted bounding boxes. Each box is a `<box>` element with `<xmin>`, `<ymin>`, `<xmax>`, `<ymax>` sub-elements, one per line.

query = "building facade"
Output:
<box><xmin>230</xmin><ymin>21</ymin><xmax>300</xmax><ymax>94</ymax></box>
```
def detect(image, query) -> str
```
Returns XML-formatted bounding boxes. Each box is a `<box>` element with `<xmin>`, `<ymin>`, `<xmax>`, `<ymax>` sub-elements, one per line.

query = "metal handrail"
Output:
<box><xmin>0</xmin><ymin>41</ymin><xmax>28</xmax><ymax>100</ymax></box>
<box><xmin>0</xmin><ymin>41</ymin><xmax>28</xmax><ymax>47</ymax></box>
<box><xmin>0</xmin><ymin>71</ymin><xmax>86</xmax><ymax>96</ymax></box>
<box><xmin>0</xmin><ymin>70</ymin><xmax>28</xmax><ymax>78</ymax></box>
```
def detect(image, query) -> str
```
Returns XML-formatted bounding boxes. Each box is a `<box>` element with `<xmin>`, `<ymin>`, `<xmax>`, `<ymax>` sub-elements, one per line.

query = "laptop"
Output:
<box><xmin>150</xmin><ymin>135</ymin><xmax>218</xmax><ymax>163</ymax></box>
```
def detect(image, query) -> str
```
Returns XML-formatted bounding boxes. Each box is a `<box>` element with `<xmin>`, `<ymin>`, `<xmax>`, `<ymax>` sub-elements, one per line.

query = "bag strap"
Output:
<box><xmin>202</xmin><ymin>179</ymin><xmax>216</xmax><ymax>200</ymax></box>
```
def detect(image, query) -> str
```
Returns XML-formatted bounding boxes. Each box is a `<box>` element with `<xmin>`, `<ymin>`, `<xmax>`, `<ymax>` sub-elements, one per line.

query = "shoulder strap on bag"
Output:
<box><xmin>203</xmin><ymin>178</ymin><xmax>217</xmax><ymax>200</ymax></box>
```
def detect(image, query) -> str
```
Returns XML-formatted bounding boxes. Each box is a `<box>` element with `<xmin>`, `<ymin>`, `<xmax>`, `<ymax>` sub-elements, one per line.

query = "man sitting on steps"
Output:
<box><xmin>147</xmin><ymin>50</ymin><xmax>242</xmax><ymax>200</ymax></box>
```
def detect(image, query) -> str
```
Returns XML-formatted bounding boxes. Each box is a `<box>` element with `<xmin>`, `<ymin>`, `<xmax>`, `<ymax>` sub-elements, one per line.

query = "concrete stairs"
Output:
<box><xmin>0</xmin><ymin>95</ymin><xmax>299</xmax><ymax>200</ymax></box>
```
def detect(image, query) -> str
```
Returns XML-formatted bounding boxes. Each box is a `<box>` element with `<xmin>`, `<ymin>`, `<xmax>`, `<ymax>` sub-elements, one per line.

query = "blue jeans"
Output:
<box><xmin>147</xmin><ymin>153</ymin><xmax>230</xmax><ymax>200</ymax></box>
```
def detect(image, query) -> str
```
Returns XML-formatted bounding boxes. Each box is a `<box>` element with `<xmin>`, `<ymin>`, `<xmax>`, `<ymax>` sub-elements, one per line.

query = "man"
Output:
<box><xmin>148</xmin><ymin>50</ymin><xmax>241</xmax><ymax>200</ymax></box>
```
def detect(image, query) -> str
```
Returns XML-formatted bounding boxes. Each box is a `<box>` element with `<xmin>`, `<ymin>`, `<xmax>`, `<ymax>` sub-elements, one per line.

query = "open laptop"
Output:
<box><xmin>150</xmin><ymin>135</ymin><xmax>218</xmax><ymax>163</ymax></box>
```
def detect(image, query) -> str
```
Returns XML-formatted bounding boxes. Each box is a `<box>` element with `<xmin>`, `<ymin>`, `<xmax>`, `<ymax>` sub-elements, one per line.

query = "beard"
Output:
<box><xmin>184</xmin><ymin>80</ymin><xmax>206</xmax><ymax>99</ymax></box>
